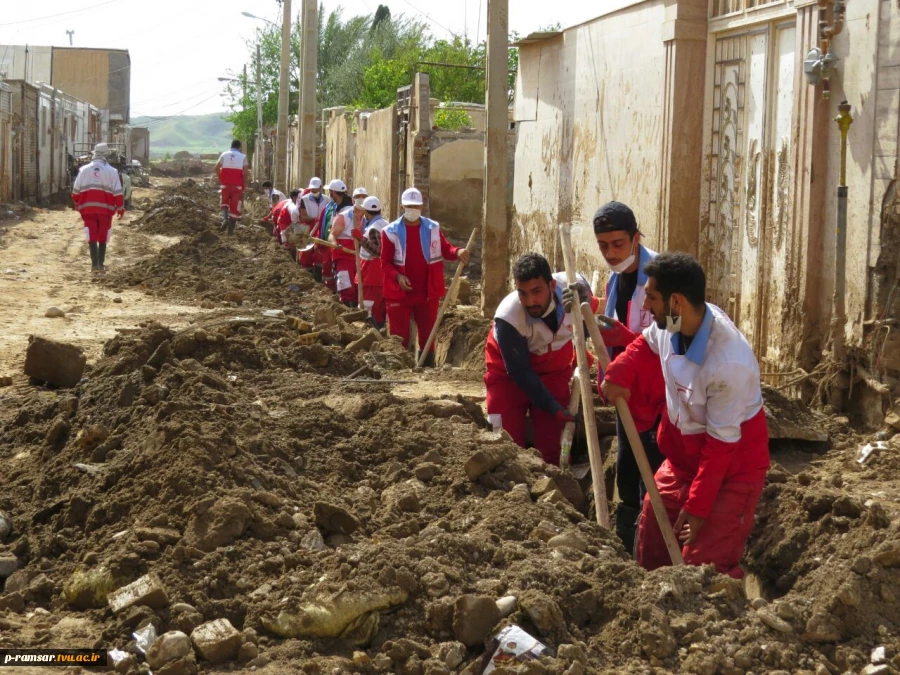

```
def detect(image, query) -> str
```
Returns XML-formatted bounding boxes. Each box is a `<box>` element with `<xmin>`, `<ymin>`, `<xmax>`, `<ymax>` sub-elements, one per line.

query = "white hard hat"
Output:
<box><xmin>401</xmin><ymin>187</ymin><xmax>423</xmax><ymax>206</ymax></box>
<box><xmin>93</xmin><ymin>142</ymin><xmax>110</xmax><ymax>156</ymax></box>
<box><xmin>308</xmin><ymin>177</ymin><xmax>322</xmax><ymax>189</ymax></box>
<box><xmin>352</xmin><ymin>186</ymin><xmax>368</xmax><ymax>198</ymax></box>
<box><xmin>328</xmin><ymin>179</ymin><xmax>347</xmax><ymax>192</ymax></box>
<box><xmin>362</xmin><ymin>196</ymin><xmax>381</xmax><ymax>211</ymax></box>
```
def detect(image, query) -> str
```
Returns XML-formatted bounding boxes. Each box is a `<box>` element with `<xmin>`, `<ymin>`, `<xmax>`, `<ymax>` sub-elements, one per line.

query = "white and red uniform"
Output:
<box><xmin>217</xmin><ymin>149</ymin><xmax>247</xmax><ymax>218</ymax></box>
<box><xmin>484</xmin><ymin>273</ymin><xmax>597</xmax><ymax>464</ymax></box>
<box><xmin>605</xmin><ymin>303</ymin><xmax>770</xmax><ymax>578</ymax></box>
<box><xmin>72</xmin><ymin>159</ymin><xmax>124</xmax><ymax>243</ymax></box>
<box><xmin>380</xmin><ymin>216</ymin><xmax>461</xmax><ymax>353</ymax></box>
<box><xmin>299</xmin><ymin>192</ymin><xmax>326</xmax><ymax>225</ymax></box>
<box><xmin>329</xmin><ymin>206</ymin><xmax>364</xmax><ymax>304</ymax></box>
<box><xmin>356</xmin><ymin>214</ymin><xmax>387</xmax><ymax>324</ymax></box>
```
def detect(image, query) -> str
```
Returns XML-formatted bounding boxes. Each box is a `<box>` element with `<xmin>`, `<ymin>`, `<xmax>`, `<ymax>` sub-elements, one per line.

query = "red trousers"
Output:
<box><xmin>220</xmin><ymin>185</ymin><xmax>243</xmax><ymax>218</ymax></box>
<box><xmin>82</xmin><ymin>214</ymin><xmax>112</xmax><ymax>243</ymax></box>
<box><xmin>636</xmin><ymin>460</ymin><xmax>763</xmax><ymax>579</ymax></box>
<box><xmin>363</xmin><ymin>285</ymin><xmax>386</xmax><ymax>325</ymax></box>
<box><xmin>484</xmin><ymin>368</ymin><xmax>572</xmax><ymax>465</ymax></box>
<box><xmin>334</xmin><ymin>258</ymin><xmax>358</xmax><ymax>304</ymax></box>
<box><xmin>386</xmin><ymin>298</ymin><xmax>439</xmax><ymax>352</ymax></box>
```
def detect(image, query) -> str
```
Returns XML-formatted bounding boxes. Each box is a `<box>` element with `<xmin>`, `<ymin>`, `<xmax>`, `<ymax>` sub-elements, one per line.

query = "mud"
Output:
<box><xmin>0</xmin><ymin>182</ymin><xmax>899</xmax><ymax>675</ymax></box>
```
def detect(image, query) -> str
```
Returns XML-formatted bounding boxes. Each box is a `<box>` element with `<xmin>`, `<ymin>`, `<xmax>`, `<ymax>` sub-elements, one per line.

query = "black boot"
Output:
<box><xmin>220</xmin><ymin>206</ymin><xmax>229</xmax><ymax>229</ymax></box>
<box><xmin>98</xmin><ymin>243</ymin><xmax>107</xmax><ymax>272</ymax></box>
<box><xmin>88</xmin><ymin>242</ymin><xmax>99</xmax><ymax>272</ymax></box>
<box><xmin>615</xmin><ymin>504</ymin><xmax>641</xmax><ymax>556</ymax></box>
<box><xmin>421</xmin><ymin>351</ymin><xmax>436</xmax><ymax>368</ymax></box>
<box><xmin>226</xmin><ymin>218</ymin><xmax>235</xmax><ymax>235</ymax></box>
<box><xmin>312</xmin><ymin>265</ymin><xmax>323</xmax><ymax>283</ymax></box>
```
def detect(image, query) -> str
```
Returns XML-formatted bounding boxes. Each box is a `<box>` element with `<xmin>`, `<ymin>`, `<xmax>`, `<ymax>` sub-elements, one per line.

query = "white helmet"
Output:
<box><xmin>308</xmin><ymin>177</ymin><xmax>323</xmax><ymax>189</ymax></box>
<box><xmin>401</xmin><ymin>187</ymin><xmax>423</xmax><ymax>206</ymax></box>
<box><xmin>352</xmin><ymin>186</ymin><xmax>368</xmax><ymax>198</ymax></box>
<box><xmin>362</xmin><ymin>196</ymin><xmax>381</xmax><ymax>212</ymax></box>
<box><xmin>328</xmin><ymin>179</ymin><xmax>347</xmax><ymax>192</ymax></box>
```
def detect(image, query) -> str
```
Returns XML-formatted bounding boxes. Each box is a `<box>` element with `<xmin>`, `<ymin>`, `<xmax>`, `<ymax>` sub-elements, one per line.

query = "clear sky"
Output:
<box><xmin>0</xmin><ymin>0</ymin><xmax>601</xmax><ymax>118</ymax></box>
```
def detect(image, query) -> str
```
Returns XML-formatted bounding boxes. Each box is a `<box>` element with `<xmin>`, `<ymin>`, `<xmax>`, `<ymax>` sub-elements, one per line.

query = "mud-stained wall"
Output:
<box><xmin>324</xmin><ymin>108</ymin><xmax>354</xmax><ymax>189</ymax></box>
<box><xmin>431</xmin><ymin>134</ymin><xmax>484</xmax><ymax>246</ymax></box>
<box><xmin>510</xmin><ymin>1</ymin><xmax>668</xmax><ymax>279</ymax></box>
<box><xmin>354</xmin><ymin>106</ymin><xmax>399</xmax><ymax>220</ymax></box>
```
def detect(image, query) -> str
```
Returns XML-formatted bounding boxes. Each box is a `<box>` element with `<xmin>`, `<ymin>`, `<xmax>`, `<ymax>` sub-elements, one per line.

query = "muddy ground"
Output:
<box><xmin>0</xmin><ymin>180</ymin><xmax>899</xmax><ymax>674</ymax></box>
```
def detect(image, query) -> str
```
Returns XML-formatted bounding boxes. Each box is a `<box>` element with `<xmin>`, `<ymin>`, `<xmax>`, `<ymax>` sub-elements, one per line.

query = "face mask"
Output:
<box><xmin>266</xmin><ymin>189</ymin><xmax>273</xmax><ymax>196</ymax></box>
<box><xmin>664</xmin><ymin>300</ymin><xmax>682</xmax><ymax>334</ymax></box>
<box><xmin>354</xmin><ymin>198</ymin><xmax>365</xmax><ymax>207</ymax></box>
<box><xmin>311</xmin><ymin>191</ymin><xmax>321</xmax><ymax>198</ymax></box>
<box><xmin>607</xmin><ymin>239</ymin><xmax>637</xmax><ymax>274</ymax></box>
<box><xmin>404</xmin><ymin>208</ymin><xmax>421</xmax><ymax>221</ymax></box>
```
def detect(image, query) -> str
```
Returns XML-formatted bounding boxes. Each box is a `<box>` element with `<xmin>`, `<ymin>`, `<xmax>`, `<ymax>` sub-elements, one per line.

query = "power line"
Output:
<box><xmin>0</xmin><ymin>0</ymin><xmax>123</xmax><ymax>28</ymax></box>
<box><xmin>138</xmin><ymin>92</ymin><xmax>225</xmax><ymax>127</ymax></box>
<box><xmin>399</xmin><ymin>0</ymin><xmax>460</xmax><ymax>38</ymax></box>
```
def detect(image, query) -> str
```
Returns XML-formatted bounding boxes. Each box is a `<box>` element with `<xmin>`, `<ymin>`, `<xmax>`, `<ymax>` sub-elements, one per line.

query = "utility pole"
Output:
<box><xmin>480</xmin><ymin>0</ymin><xmax>509</xmax><ymax>317</ymax></box>
<box><xmin>275</xmin><ymin>0</ymin><xmax>292</xmax><ymax>192</ymax></box>
<box><xmin>256</xmin><ymin>43</ymin><xmax>263</xmax><ymax>183</ymax></box>
<box><xmin>66</xmin><ymin>30</ymin><xmax>75</xmax><ymax>46</ymax></box>
<box><xmin>298</xmin><ymin>0</ymin><xmax>318</xmax><ymax>181</ymax></box>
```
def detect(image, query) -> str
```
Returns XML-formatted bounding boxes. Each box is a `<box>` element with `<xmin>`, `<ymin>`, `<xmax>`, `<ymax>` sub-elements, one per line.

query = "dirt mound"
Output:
<box><xmin>1</xmin><ymin>181</ymin><xmax>899</xmax><ymax>675</ymax></box>
<box><xmin>151</xmin><ymin>159</ymin><xmax>213</xmax><ymax>178</ymax></box>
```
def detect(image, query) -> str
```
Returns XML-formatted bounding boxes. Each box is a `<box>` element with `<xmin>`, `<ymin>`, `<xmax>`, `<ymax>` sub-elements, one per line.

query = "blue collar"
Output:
<box><xmin>671</xmin><ymin>303</ymin><xmax>713</xmax><ymax>364</ymax></box>
<box><xmin>386</xmin><ymin>216</ymin><xmax>437</xmax><ymax>255</ymax></box>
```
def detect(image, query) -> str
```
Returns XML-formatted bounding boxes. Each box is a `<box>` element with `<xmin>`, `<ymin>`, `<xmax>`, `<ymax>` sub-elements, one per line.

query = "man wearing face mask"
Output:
<box><xmin>308</xmin><ymin>179</ymin><xmax>352</xmax><ymax>289</ymax></box>
<box><xmin>381</xmin><ymin>187</ymin><xmax>470</xmax><ymax>366</ymax></box>
<box><xmin>588</xmin><ymin>201</ymin><xmax>666</xmax><ymax>553</ymax></box>
<box><xmin>601</xmin><ymin>252</ymin><xmax>770</xmax><ymax>578</ymax></box>
<box><xmin>485</xmin><ymin>253</ymin><xmax>597</xmax><ymax>465</ymax></box>
<box><xmin>353</xmin><ymin>196</ymin><xmax>388</xmax><ymax>328</ymax></box>
<box><xmin>262</xmin><ymin>180</ymin><xmax>286</xmax><ymax>207</ymax></box>
<box><xmin>297</xmin><ymin>178</ymin><xmax>326</xmax><ymax>267</ymax></box>
<box><xmin>329</xmin><ymin>186</ymin><xmax>368</xmax><ymax>306</ymax></box>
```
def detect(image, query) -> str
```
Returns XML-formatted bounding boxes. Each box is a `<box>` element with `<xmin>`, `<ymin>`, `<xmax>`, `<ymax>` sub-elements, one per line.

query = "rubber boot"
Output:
<box><xmin>98</xmin><ymin>243</ymin><xmax>107</xmax><ymax>272</ymax></box>
<box><xmin>312</xmin><ymin>265</ymin><xmax>323</xmax><ymax>283</ymax></box>
<box><xmin>226</xmin><ymin>218</ymin><xmax>235</xmax><ymax>235</ymax></box>
<box><xmin>615</xmin><ymin>503</ymin><xmax>641</xmax><ymax>557</ymax></box>
<box><xmin>220</xmin><ymin>206</ymin><xmax>229</xmax><ymax>230</ymax></box>
<box><xmin>88</xmin><ymin>242</ymin><xmax>99</xmax><ymax>272</ymax></box>
<box><xmin>421</xmin><ymin>351</ymin><xmax>436</xmax><ymax>368</ymax></box>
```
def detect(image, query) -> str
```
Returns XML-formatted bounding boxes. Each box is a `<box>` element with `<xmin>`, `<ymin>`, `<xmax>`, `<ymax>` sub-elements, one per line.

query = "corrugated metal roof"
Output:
<box><xmin>509</xmin><ymin>31</ymin><xmax>562</xmax><ymax>47</ymax></box>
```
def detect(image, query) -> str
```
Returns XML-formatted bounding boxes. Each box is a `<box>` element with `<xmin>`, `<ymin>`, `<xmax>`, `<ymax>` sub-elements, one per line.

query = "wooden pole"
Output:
<box><xmin>559</xmin><ymin>367</ymin><xmax>582</xmax><ymax>470</ymax></box>
<box><xmin>416</xmin><ymin>228</ymin><xmax>477</xmax><ymax>367</ymax></box>
<box><xmin>580</xmin><ymin>303</ymin><xmax>685</xmax><ymax>566</ymax></box>
<box><xmin>558</xmin><ymin>224</ymin><xmax>610</xmax><ymax>529</ymax></box>
<box><xmin>355</xmin><ymin>239</ymin><xmax>364</xmax><ymax>309</ymax></box>
<box><xmin>310</xmin><ymin>237</ymin><xmax>355</xmax><ymax>255</ymax></box>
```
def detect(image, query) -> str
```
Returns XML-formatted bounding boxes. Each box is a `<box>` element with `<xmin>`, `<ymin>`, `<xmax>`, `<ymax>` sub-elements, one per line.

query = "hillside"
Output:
<box><xmin>131</xmin><ymin>113</ymin><xmax>234</xmax><ymax>159</ymax></box>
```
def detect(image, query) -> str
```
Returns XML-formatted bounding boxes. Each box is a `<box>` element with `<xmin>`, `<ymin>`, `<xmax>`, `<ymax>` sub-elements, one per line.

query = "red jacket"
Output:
<box><xmin>598</xmin><ymin>331</ymin><xmax>666</xmax><ymax>433</ymax></box>
<box><xmin>72</xmin><ymin>160</ymin><xmax>124</xmax><ymax>217</ymax></box>
<box><xmin>269</xmin><ymin>199</ymin><xmax>291</xmax><ymax>235</ymax></box>
<box><xmin>380</xmin><ymin>216</ymin><xmax>459</xmax><ymax>302</ymax></box>
<box><xmin>604</xmin><ymin>334</ymin><xmax>769</xmax><ymax>518</ymax></box>
<box><xmin>330</xmin><ymin>206</ymin><xmax>364</xmax><ymax>262</ymax></box>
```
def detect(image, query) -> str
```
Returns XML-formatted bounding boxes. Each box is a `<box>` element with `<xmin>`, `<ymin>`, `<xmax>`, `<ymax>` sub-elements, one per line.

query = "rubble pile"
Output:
<box><xmin>0</xmin><ymin>182</ymin><xmax>898</xmax><ymax>674</ymax></box>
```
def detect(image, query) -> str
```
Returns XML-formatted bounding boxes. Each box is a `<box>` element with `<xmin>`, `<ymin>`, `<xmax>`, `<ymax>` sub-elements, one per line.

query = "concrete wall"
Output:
<box><xmin>354</xmin><ymin>105</ymin><xmax>399</xmax><ymax>220</ymax></box>
<box><xmin>431</xmin><ymin>132</ymin><xmax>484</xmax><ymax>245</ymax></box>
<box><xmin>0</xmin><ymin>46</ymin><xmax>52</xmax><ymax>83</ymax></box>
<box><xmin>323</xmin><ymin>108</ymin><xmax>354</xmax><ymax>188</ymax></box>
<box><xmin>0</xmin><ymin>83</ymin><xmax>11</xmax><ymax>202</ymax></box>
<box><xmin>50</xmin><ymin>48</ymin><xmax>131</xmax><ymax>123</ymax></box>
<box><xmin>131</xmin><ymin>127</ymin><xmax>150</xmax><ymax>166</ymax></box>
<box><xmin>510</xmin><ymin>0</ymin><xmax>670</xmax><ymax>274</ymax></box>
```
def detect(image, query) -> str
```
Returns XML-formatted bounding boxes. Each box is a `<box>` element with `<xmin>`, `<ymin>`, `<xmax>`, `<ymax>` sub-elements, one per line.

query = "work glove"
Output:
<box><xmin>596</xmin><ymin>315</ymin><xmax>638</xmax><ymax>348</ymax></box>
<box><xmin>555</xmin><ymin>409</ymin><xmax>582</xmax><ymax>425</ymax></box>
<box><xmin>561</xmin><ymin>283</ymin><xmax>587</xmax><ymax>313</ymax></box>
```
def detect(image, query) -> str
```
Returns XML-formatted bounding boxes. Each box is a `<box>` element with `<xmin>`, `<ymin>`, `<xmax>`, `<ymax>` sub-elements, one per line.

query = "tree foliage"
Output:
<box><xmin>224</xmin><ymin>2</ymin><xmax>522</xmax><ymax>147</ymax></box>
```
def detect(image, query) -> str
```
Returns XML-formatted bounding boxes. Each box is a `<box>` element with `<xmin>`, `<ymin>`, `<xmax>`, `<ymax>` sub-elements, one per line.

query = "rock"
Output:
<box><xmin>539</xmin><ymin>490</ymin><xmax>569</xmax><ymax>506</ymax></box>
<box><xmin>0</xmin><ymin>511</ymin><xmax>11</xmax><ymax>542</ymax></box>
<box><xmin>871</xmin><ymin>646</ymin><xmax>889</xmax><ymax>664</ymax></box>
<box><xmin>184</xmin><ymin>498</ymin><xmax>251</xmax><ymax>552</ymax></box>
<box><xmin>456</xmin><ymin>277</ymin><xmax>471</xmax><ymax>304</ymax></box>
<box><xmin>836</xmin><ymin>580</ymin><xmax>861</xmax><ymax>607</ymax></box>
<box><xmin>314</xmin><ymin>502</ymin><xmax>362</xmax><ymax>535</ymax></box>
<box><xmin>862</xmin><ymin>666</ymin><xmax>892</xmax><ymax>675</ymax></box>
<box><xmin>553</xmin><ymin>474</ymin><xmax>586</xmax><ymax>510</ymax></box>
<box><xmin>873</xmin><ymin>543</ymin><xmax>900</xmax><ymax>568</ymax></box>
<box><xmin>262</xmin><ymin>588</ymin><xmax>408</xmax><ymax>638</ymax></box>
<box><xmin>157</xmin><ymin>656</ymin><xmax>197</xmax><ymax>675</ymax></box>
<box><xmin>113</xmin><ymin>297</ymin><xmax>123</xmax><ymax>304</ymax></box>
<box><xmin>193</xmin><ymin>329</ymin><xmax>208</xmax><ymax>343</ymax></box>
<box><xmin>146</xmin><ymin>340</ymin><xmax>173</xmax><ymax>369</ymax></box>
<box><xmin>314</xmin><ymin>306</ymin><xmax>338</xmax><ymax>327</ymax></box>
<box><xmin>107</xmin><ymin>573</ymin><xmax>170</xmax><ymax>614</ymax></box>
<box><xmin>224</xmin><ymin>291</ymin><xmax>244</xmax><ymax>304</ymax></box>
<box><xmin>852</xmin><ymin>556</ymin><xmax>872</xmax><ymax>574</ymax></box>
<box><xmin>24</xmin><ymin>336</ymin><xmax>86</xmax><ymax>387</ymax></box>
<box><xmin>300</xmin><ymin>529</ymin><xmax>327</xmax><ymax>551</ymax></box>
<box><xmin>774</xmin><ymin>601</ymin><xmax>797</xmax><ymax>621</ymax></box>
<box><xmin>62</xmin><ymin>566</ymin><xmax>115</xmax><ymax>609</ymax></box>
<box><xmin>44</xmin><ymin>306</ymin><xmax>65</xmax><ymax>318</ymax></box>
<box><xmin>547</xmin><ymin>531</ymin><xmax>588</xmax><ymax>553</ymax></box>
<box><xmin>751</xmin><ymin>597</ymin><xmax>768</xmax><ymax>609</ymax></box>
<box><xmin>638</xmin><ymin>607</ymin><xmax>677</xmax><ymax>658</ymax></box>
<box><xmin>0</xmin><ymin>591</ymin><xmax>24</xmax><ymax>613</ymax></box>
<box><xmin>422</xmin><ymin>572</ymin><xmax>450</xmax><ymax>598</ymax></box>
<box><xmin>147</xmin><ymin>631</ymin><xmax>192</xmax><ymax>669</ymax></box>
<box><xmin>237</xmin><ymin>642</ymin><xmax>258</xmax><ymax>663</ymax></box>
<box><xmin>885</xmin><ymin>406</ymin><xmax>900</xmax><ymax>431</ymax></box>
<box><xmin>496</xmin><ymin>595</ymin><xmax>517</xmax><ymax>618</ymax></box>
<box><xmin>530</xmin><ymin>477</ymin><xmax>558</xmax><ymax>498</ymax></box>
<box><xmin>0</xmin><ymin>376</ymin><xmax>11</xmax><ymax>387</ymax></box>
<box><xmin>346</xmin><ymin>329</ymin><xmax>381</xmax><ymax>354</ymax></box>
<box><xmin>521</xmin><ymin>591</ymin><xmax>564</xmax><ymax>637</ymax></box>
<box><xmin>803</xmin><ymin>613</ymin><xmax>842</xmax><ymax>642</ymax></box>
<box><xmin>452</xmin><ymin>595</ymin><xmax>500</xmax><ymax>647</ymax></box>
<box><xmin>4</xmin><ymin>569</ymin><xmax>35</xmax><ymax>593</ymax></box>
<box><xmin>758</xmin><ymin>609</ymin><xmax>793</xmax><ymax>634</ymax></box>
<box><xmin>464</xmin><ymin>447</ymin><xmax>513</xmax><ymax>480</ymax></box>
<box><xmin>832</xmin><ymin>496</ymin><xmax>862</xmax><ymax>518</ymax></box>
<box><xmin>134</xmin><ymin>527</ymin><xmax>181</xmax><ymax>546</ymax></box>
<box><xmin>414</xmin><ymin>463</ymin><xmax>442</xmax><ymax>482</ymax></box>
<box><xmin>191</xmin><ymin>618</ymin><xmax>242</xmax><ymax>663</ymax></box>
<box><xmin>0</xmin><ymin>555</ymin><xmax>18</xmax><ymax>579</ymax></box>
<box><xmin>439</xmin><ymin>642</ymin><xmax>466</xmax><ymax>669</ymax></box>
<box><xmin>382</xmin><ymin>483</ymin><xmax>422</xmax><ymax>513</ymax></box>
<box><xmin>342</xmin><ymin>309</ymin><xmax>370</xmax><ymax>324</ymax></box>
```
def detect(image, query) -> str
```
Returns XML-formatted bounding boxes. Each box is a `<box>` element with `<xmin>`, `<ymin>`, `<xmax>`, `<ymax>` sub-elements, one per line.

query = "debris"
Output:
<box><xmin>191</xmin><ymin>618</ymin><xmax>242</xmax><ymax>663</ymax></box>
<box><xmin>107</xmin><ymin>573</ymin><xmax>170</xmax><ymax>614</ymax></box>
<box><xmin>133</xmin><ymin>624</ymin><xmax>159</xmax><ymax>656</ymax></box>
<box><xmin>261</xmin><ymin>588</ymin><xmax>408</xmax><ymax>638</ymax></box>
<box><xmin>262</xmin><ymin>309</ymin><xmax>285</xmax><ymax>318</ymax></box>
<box><xmin>858</xmin><ymin>441</ymin><xmax>889</xmax><ymax>464</ymax></box>
<box><xmin>63</xmin><ymin>566</ymin><xmax>116</xmax><ymax>609</ymax></box>
<box><xmin>24</xmin><ymin>336</ymin><xmax>86</xmax><ymax>387</ymax></box>
<box><xmin>0</xmin><ymin>511</ymin><xmax>11</xmax><ymax>541</ymax></box>
<box><xmin>147</xmin><ymin>630</ymin><xmax>191</xmax><ymax>668</ymax></box>
<box><xmin>547</xmin><ymin>531</ymin><xmax>589</xmax><ymax>553</ymax></box>
<box><xmin>44</xmin><ymin>306</ymin><xmax>65</xmax><ymax>318</ymax></box>
<box><xmin>496</xmin><ymin>595</ymin><xmax>517</xmax><ymax>618</ymax></box>
<box><xmin>313</xmin><ymin>502</ymin><xmax>362</xmax><ymax>535</ymax></box>
<box><xmin>464</xmin><ymin>446</ymin><xmax>514</xmax><ymax>480</ymax></box>
<box><xmin>0</xmin><ymin>555</ymin><xmax>19</xmax><ymax>578</ymax></box>
<box><xmin>452</xmin><ymin>595</ymin><xmax>501</xmax><ymax>647</ymax></box>
<box><xmin>482</xmin><ymin>625</ymin><xmax>549</xmax><ymax>674</ymax></box>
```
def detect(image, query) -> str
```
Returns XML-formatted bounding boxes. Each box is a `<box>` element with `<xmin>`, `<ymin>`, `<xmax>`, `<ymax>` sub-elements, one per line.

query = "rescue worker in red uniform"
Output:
<box><xmin>485</xmin><ymin>253</ymin><xmax>596</xmax><ymax>465</ymax></box>
<box><xmin>581</xmin><ymin>201</ymin><xmax>667</xmax><ymax>552</ymax></box>
<box><xmin>308</xmin><ymin>179</ymin><xmax>351</xmax><ymax>289</ymax></box>
<box><xmin>601</xmin><ymin>252</ymin><xmax>770</xmax><ymax>578</ymax></box>
<box><xmin>381</xmin><ymin>187</ymin><xmax>469</xmax><ymax>366</ymax></box>
<box><xmin>72</xmin><ymin>142</ymin><xmax>124</xmax><ymax>274</ymax></box>
<box><xmin>353</xmin><ymin>195</ymin><xmax>388</xmax><ymax>328</ymax></box>
<box><xmin>215</xmin><ymin>140</ymin><xmax>249</xmax><ymax>235</ymax></box>
<box><xmin>329</xmin><ymin>187</ymin><xmax>368</xmax><ymax>306</ymax></box>
<box><xmin>297</xmin><ymin>178</ymin><xmax>326</xmax><ymax>267</ymax></box>
<box><xmin>275</xmin><ymin>189</ymin><xmax>302</xmax><ymax>257</ymax></box>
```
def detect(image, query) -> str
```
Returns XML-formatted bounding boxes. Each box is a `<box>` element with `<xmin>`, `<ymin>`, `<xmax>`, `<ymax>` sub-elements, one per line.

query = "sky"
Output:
<box><xmin>0</xmin><ymin>0</ymin><xmax>602</xmax><ymax>118</ymax></box>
